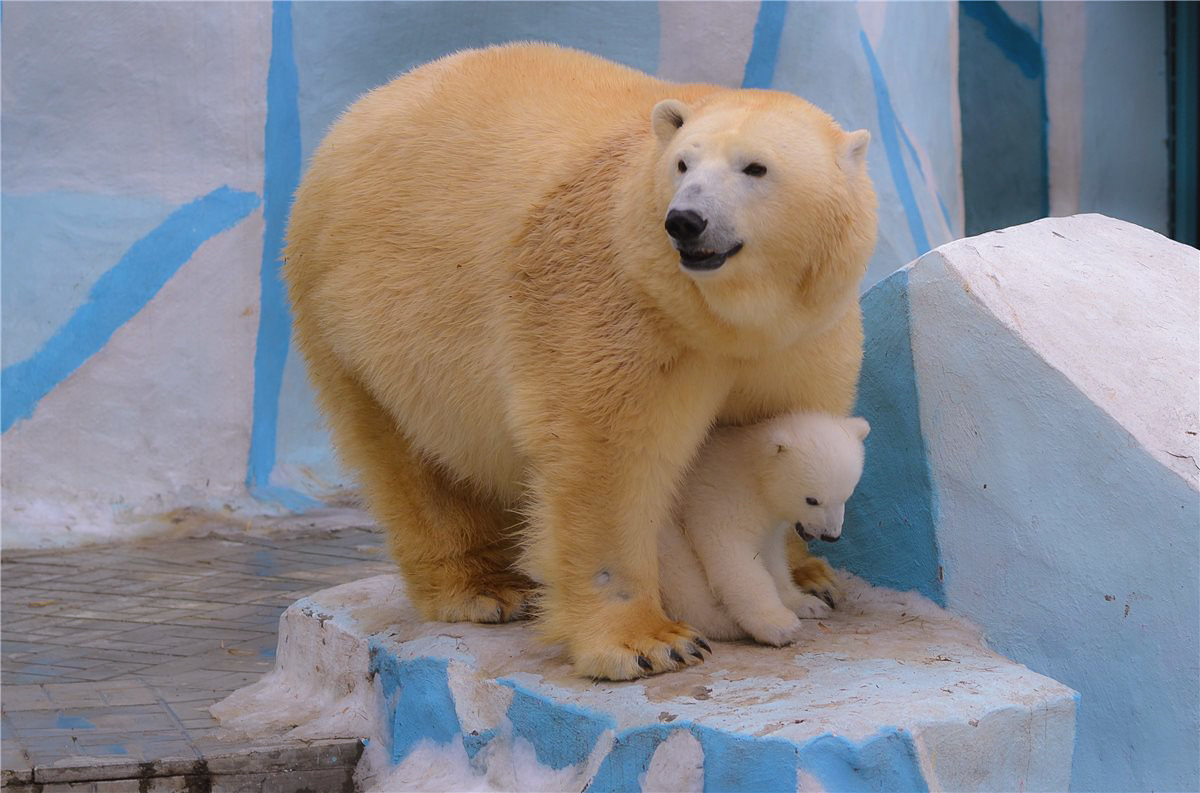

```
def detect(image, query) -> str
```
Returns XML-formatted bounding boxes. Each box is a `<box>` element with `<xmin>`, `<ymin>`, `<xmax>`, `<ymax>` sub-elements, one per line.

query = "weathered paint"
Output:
<box><xmin>368</xmin><ymin>650</ymin><xmax>462</xmax><ymax>764</ymax></box>
<box><xmin>213</xmin><ymin>572</ymin><xmax>1078</xmax><ymax>792</ymax></box>
<box><xmin>0</xmin><ymin>192</ymin><xmax>171</xmax><ymax>367</ymax></box>
<box><xmin>1</xmin><ymin>187</ymin><xmax>260</xmax><ymax>432</ymax></box>
<box><xmin>500</xmin><ymin>681</ymin><xmax>616</xmax><ymax>771</ymax></box>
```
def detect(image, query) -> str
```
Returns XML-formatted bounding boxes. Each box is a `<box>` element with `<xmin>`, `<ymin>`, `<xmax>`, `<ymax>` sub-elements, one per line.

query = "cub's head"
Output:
<box><xmin>756</xmin><ymin>412</ymin><xmax>870</xmax><ymax>542</ymax></box>
<box><xmin>650</xmin><ymin>93</ymin><xmax>876</xmax><ymax>342</ymax></box>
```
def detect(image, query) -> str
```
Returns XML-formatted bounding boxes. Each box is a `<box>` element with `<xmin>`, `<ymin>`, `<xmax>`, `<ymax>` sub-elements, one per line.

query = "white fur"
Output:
<box><xmin>659</xmin><ymin>412</ymin><xmax>869</xmax><ymax>646</ymax></box>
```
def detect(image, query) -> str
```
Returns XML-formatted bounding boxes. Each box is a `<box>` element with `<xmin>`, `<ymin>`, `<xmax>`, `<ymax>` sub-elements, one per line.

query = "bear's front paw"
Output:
<box><xmin>782</xmin><ymin>590</ymin><xmax>832</xmax><ymax>619</ymax></box>
<box><xmin>560</xmin><ymin>603</ymin><xmax>710</xmax><ymax>681</ymax></box>
<box><xmin>741</xmin><ymin>609</ymin><xmax>805</xmax><ymax>647</ymax></box>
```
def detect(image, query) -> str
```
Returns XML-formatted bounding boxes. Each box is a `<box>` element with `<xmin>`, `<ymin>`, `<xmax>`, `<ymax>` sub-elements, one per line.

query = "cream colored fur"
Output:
<box><xmin>660</xmin><ymin>412</ymin><xmax>869</xmax><ymax>646</ymax></box>
<box><xmin>283</xmin><ymin>43</ymin><xmax>876</xmax><ymax>680</ymax></box>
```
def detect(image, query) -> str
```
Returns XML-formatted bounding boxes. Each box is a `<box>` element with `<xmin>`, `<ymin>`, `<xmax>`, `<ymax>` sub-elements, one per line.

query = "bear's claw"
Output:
<box><xmin>567</xmin><ymin>614</ymin><xmax>709</xmax><ymax>680</ymax></box>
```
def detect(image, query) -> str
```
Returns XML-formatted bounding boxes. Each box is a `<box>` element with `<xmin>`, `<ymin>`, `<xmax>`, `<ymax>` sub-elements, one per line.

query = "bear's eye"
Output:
<box><xmin>677</xmin><ymin>160</ymin><xmax>688</xmax><ymax>174</ymax></box>
<box><xmin>743</xmin><ymin>163</ymin><xmax>767</xmax><ymax>177</ymax></box>
<box><xmin>806</xmin><ymin>497</ymin><xmax>820</xmax><ymax>506</ymax></box>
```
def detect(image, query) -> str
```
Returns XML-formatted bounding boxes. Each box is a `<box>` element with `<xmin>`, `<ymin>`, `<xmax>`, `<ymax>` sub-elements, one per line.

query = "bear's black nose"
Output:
<box><xmin>665</xmin><ymin>209</ymin><xmax>707</xmax><ymax>242</ymax></box>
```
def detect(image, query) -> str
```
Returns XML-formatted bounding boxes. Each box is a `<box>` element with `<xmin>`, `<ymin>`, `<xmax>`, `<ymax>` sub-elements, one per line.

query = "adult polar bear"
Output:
<box><xmin>284</xmin><ymin>43</ymin><xmax>876</xmax><ymax>681</ymax></box>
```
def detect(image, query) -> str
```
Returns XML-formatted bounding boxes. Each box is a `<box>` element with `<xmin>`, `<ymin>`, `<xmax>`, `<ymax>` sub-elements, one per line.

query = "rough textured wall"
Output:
<box><xmin>961</xmin><ymin>0</ymin><xmax>1169</xmax><ymax>236</ymax></box>
<box><xmin>819</xmin><ymin>215</ymin><xmax>1199</xmax><ymax>793</ymax></box>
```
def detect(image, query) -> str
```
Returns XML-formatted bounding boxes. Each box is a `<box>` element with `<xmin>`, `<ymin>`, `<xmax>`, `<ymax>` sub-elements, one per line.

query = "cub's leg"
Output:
<box><xmin>302</xmin><ymin>339</ymin><xmax>531</xmax><ymax>623</ymax></box>
<box><xmin>703</xmin><ymin>539</ymin><xmax>804</xmax><ymax>647</ymax></box>
<box><xmin>787</xmin><ymin>535</ymin><xmax>841</xmax><ymax>609</ymax></box>
<box><xmin>688</xmin><ymin>521</ymin><xmax>804</xmax><ymax>647</ymax></box>
<box><xmin>764</xmin><ymin>526</ymin><xmax>831</xmax><ymax>619</ymax></box>
<box><xmin>658</xmin><ymin>521</ymin><xmax>745</xmax><ymax>641</ymax></box>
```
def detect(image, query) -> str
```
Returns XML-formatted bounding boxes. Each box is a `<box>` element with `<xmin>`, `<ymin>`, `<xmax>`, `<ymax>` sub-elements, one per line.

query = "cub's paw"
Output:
<box><xmin>568</xmin><ymin>608</ymin><xmax>710</xmax><ymax>681</ymax></box>
<box><xmin>741</xmin><ymin>608</ymin><xmax>805</xmax><ymax>647</ymax></box>
<box><xmin>782</xmin><ymin>590</ymin><xmax>833</xmax><ymax>620</ymax></box>
<box><xmin>789</xmin><ymin>549</ymin><xmax>841</xmax><ymax>609</ymax></box>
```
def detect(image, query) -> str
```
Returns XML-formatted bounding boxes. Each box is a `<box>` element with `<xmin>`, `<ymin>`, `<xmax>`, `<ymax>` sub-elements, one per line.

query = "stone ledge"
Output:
<box><xmin>1</xmin><ymin>740</ymin><xmax>361</xmax><ymax>793</ymax></box>
<box><xmin>213</xmin><ymin>573</ymin><xmax>1077</xmax><ymax>792</ymax></box>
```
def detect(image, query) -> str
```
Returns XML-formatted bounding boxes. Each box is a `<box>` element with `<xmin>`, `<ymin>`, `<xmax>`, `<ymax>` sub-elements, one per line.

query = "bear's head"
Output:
<box><xmin>649</xmin><ymin>93</ymin><xmax>876</xmax><ymax>346</ymax></box>
<box><xmin>756</xmin><ymin>412</ymin><xmax>870</xmax><ymax>542</ymax></box>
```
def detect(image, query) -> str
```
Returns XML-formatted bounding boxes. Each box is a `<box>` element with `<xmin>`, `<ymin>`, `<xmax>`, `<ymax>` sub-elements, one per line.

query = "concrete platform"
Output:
<box><xmin>213</xmin><ymin>573</ymin><xmax>1078</xmax><ymax>792</ymax></box>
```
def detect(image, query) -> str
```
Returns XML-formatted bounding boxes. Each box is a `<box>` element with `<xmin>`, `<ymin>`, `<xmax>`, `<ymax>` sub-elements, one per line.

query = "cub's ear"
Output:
<box><xmin>652</xmin><ymin>99</ymin><xmax>690</xmax><ymax>145</ymax></box>
<box><xmin>839</xmin><ymin>129</ymin><xmax>870</xmax><ymax>171</ymax></box>
<box><xmin>844</xmin><ymin>416</ymin><xmax>871</xmax><ymax>441</ymax></box>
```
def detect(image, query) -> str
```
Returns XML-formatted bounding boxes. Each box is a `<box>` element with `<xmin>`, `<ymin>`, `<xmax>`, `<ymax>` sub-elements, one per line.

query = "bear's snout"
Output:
<box><xmin>665</xmin><ymin>208</ymin><xmax>707</xmax><ymax>242</ymax></box>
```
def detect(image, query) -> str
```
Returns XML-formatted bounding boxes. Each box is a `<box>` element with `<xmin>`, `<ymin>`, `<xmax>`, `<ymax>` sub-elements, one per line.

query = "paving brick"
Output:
<box><xmin>2</xmin><ymin>524</ymin><xmax>387</xmax><ymax>784</ymax></box>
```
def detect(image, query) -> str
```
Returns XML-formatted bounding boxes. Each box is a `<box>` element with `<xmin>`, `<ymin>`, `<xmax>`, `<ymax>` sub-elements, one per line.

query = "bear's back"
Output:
<box><xmin>292</xmin><ymin>44</ymin><xmax>718</xmax><ymax>258</ymax></box>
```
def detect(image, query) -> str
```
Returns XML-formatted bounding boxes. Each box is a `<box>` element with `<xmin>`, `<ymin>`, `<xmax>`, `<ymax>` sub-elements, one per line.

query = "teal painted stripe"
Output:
<box><xmin>1</xmin><ymin>186</ymin><xmax>260</xmax><ymax>433</ymax></box>
<box><xmin>1170</xmin><ymin>0</ymin><xmax>1197</xmax><ymax>245</ymax></box>
<box><xmin>247</xmin><ymin>0</ymin><xmax>319</xmax><ymax>512</ymax></box>
<box><xmin>817</xmin><ymin>270</ymin><xmax>945</xmax><ymax>604</ymax></box>
<box><xmin>742</xmin><ymin>1</ymin><xmax>787</xmax><ymax>89</ymax></box>
<box><xmin>960</xmin><ymin>1</ymin><xmax>1043</xmax><ymax>79</ymax></box>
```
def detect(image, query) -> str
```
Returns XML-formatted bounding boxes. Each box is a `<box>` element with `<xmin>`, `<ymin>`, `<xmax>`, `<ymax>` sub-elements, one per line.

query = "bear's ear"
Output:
<box><xmin>839</xmin><ymin>129</ymin><xmax>870</xmax><ymax>171</ymax></box>
<box><xmin>844</xmin><ymin>416</ymin><xmax>870</xmax><ymax>441</ymax></box>
<box><xmin>652</xmin><ymin>99</ymin><xmax>690</xmax><ymax>144</ymax></box>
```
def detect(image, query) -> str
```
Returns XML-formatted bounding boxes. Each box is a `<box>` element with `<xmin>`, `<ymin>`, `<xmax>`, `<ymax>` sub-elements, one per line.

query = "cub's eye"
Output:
<box><xmin>743</xmin><ymin>163</ymin><xmax>767</xmax><ymax>177</ymax></box>
<box><xmin>677</xmin><ymin>160</ymin><xmax>688</xmax><ymax>173</ymax></box>
<box><xmin>806</xmin><ymin>497</ymin><xmax>820</xmax><ymax>506</ymax></box>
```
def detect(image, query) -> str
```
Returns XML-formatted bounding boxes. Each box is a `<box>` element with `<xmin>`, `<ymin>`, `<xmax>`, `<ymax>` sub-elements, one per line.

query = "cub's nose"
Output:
<box><xmin>665</xmin><ymin>209</ymin><xmax>707</xmax><ymax>242</ymax></box>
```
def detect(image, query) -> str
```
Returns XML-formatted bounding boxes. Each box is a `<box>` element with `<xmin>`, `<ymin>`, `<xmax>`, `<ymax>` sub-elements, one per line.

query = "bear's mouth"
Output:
<box><xmin>678</xmin><ymin>242</ymin><xmax>743</xmax><ymax>272</ymax></box>
<box><xmin>796</xmin><ymin>522</ymin><xmax>840</xmax><ymax>543</ymax></box>
<box><xmin>794</xmin><ymin>522</ymin><xmax>817</xmax><ymax>542</ymax></box>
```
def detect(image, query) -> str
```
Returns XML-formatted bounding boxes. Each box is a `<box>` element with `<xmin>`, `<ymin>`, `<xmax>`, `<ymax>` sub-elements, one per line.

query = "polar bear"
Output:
<box><xmin>284</xmin><ymin>43</ymin><xmax>876</xmax><ymax>680</ymax></box>
<box><xmin>660</xmin><ymin>413</ymin><xmax>870</xmax><ymax>647</ymax></box>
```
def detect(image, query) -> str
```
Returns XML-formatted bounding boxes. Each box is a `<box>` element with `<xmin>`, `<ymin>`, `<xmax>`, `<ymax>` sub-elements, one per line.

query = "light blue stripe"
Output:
<box><xmin>859</xmin><ymin>31</ymin><xmax>931</xmax><ymax>257</ymax></box>
<box><xmin>247</xmin><ymin>0</ymin><xmax>319</xmax><ymax>512</ymax></box>
<box><xmin>742</xmin><ymin>1</ymin><xmax>787</xmax><ymax>89</ymax></box>
<box><xmin>1</xmin><ymin>186</ymin><xmax>260</xmax><ymax>433</ymax></box>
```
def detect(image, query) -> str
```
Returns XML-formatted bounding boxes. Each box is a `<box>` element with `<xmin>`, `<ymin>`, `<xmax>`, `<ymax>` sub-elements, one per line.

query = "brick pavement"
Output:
<box><xmin>1</xmin><ymin>523</ymin><xmax>395</xmax><ymax>790</ymax></box>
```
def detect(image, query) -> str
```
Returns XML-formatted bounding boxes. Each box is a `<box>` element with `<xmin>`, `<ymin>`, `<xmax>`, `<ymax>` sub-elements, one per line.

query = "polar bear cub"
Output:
<box><xmin>660</xmin><ymin>412</ymin><xmax>870</xmax><ymax>647</ymax></box>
